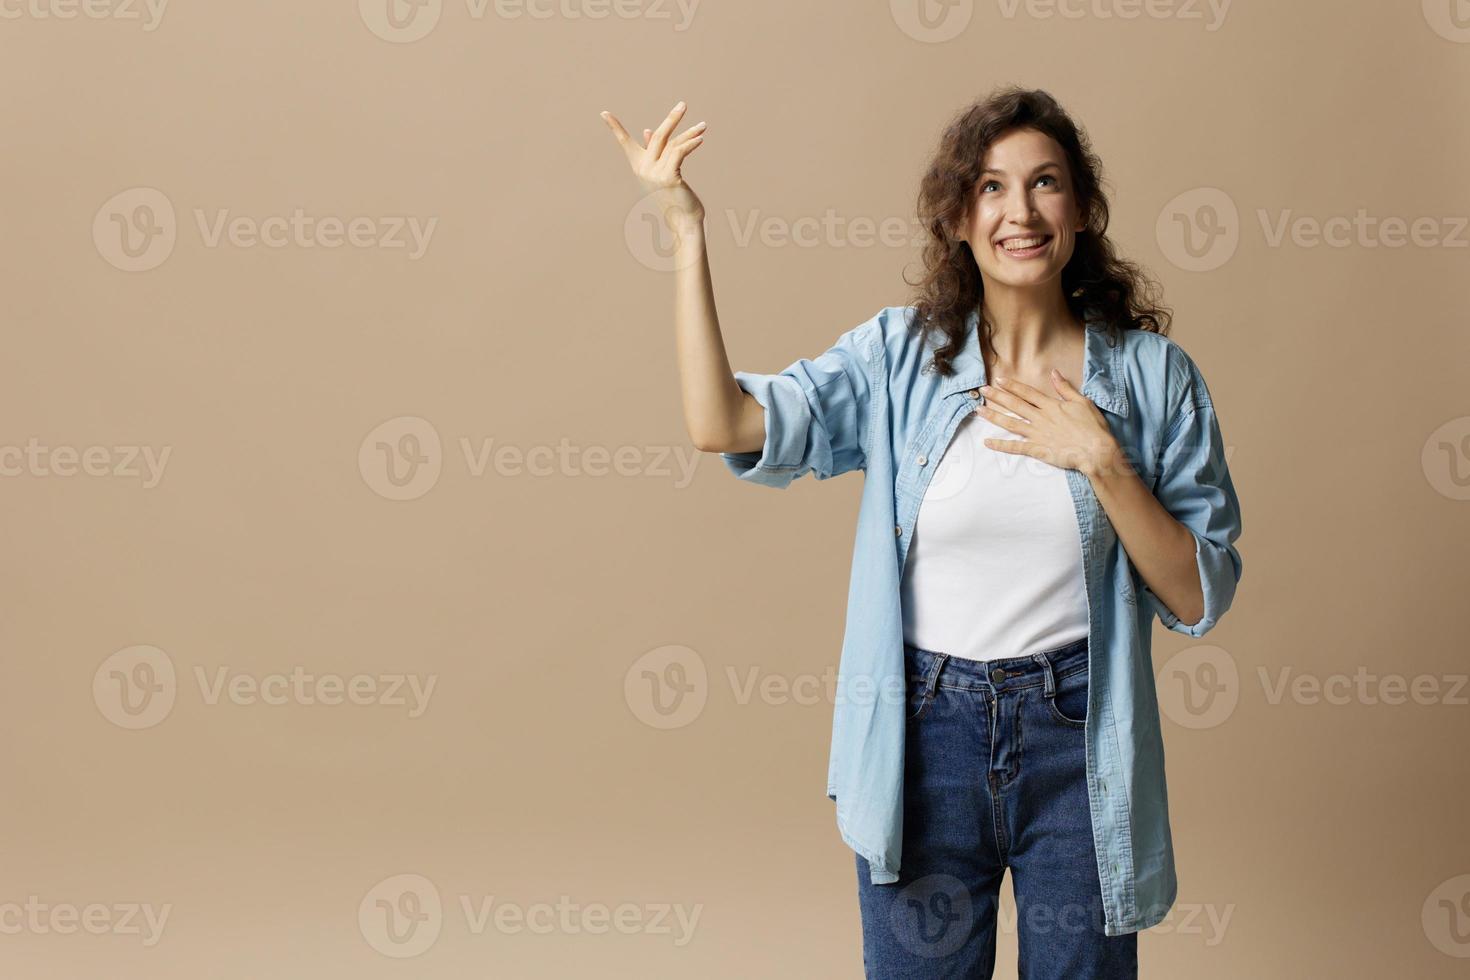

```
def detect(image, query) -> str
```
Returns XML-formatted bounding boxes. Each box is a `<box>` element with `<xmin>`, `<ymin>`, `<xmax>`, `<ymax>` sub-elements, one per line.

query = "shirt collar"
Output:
<box><xmin>936</xmin><ymin>306</ymin><xmax>1131</xmax><ymax>418</ymax></box>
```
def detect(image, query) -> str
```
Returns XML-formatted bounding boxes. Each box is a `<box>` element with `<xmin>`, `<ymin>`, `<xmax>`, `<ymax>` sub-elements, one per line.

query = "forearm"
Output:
<box><xmin>1086</xmin><ymin>447</ymin><xmax>1205</xmax><ymax>626</ymax></box>
<box><xmin>671</xmin><ymin>216</ymin><xmax>762</xmax><ymax>453</ymax></box>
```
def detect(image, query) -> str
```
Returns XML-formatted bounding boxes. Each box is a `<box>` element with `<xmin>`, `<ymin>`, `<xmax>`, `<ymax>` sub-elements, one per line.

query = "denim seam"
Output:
<box><xmin>1098</xmin><ymin>672</ymin><xmax>1141</xmax><ymax>925</ymax></box>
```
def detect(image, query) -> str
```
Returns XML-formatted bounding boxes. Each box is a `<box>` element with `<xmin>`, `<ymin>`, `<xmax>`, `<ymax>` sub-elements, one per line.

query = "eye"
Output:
<box><xmin>1036</xmin><ymin>174</ymin><xmax>1058</xmax><ymax>188</ymax></box>
<box><xmin>981</xmin><ymin>180</ymin><xmax>1000</xmax><ymax>193</ymax></box>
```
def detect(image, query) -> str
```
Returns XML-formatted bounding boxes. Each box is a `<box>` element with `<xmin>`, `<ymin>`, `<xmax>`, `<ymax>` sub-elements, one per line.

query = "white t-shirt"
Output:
<box><xmin>900</xmin><ymin>402</ymin><xmax>1090</xmax><ymax>663</ymax></box>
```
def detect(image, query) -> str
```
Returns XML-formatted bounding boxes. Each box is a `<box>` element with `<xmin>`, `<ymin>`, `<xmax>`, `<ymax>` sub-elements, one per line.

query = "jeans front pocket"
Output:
<box><xmin>1045</xmin><ymin>665</ymin><xmax>1088</xmax><ymax>728</ymax></box>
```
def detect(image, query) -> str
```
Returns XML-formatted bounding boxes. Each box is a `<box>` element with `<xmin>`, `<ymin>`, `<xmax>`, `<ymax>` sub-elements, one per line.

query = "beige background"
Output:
<box><xmin>2</xmin><ymin>0</ymin><xmax>1468</xmax><ymax>976</ymax></box>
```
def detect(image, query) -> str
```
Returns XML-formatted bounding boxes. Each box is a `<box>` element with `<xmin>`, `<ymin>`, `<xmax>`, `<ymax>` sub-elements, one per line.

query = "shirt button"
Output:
<box><xmin>967</xmin><ymin>388</ymin><xmax>981</xmax><ymax>399</ymax></box>
<box><xmin>894</xmin><ymin>524</ymin><xmax>902</xmax><ymax>537</ymax></box>
<box><xmin>916</xmin><ymin>453</ymin><xmax>927</xmax><ymax>466</ymax></box>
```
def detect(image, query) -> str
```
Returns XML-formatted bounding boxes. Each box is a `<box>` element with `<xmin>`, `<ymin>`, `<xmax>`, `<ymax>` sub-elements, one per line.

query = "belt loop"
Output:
<box><xmin>1033</xmin><ymin>650</ymin><xmax>1058</xmax><ymax>698</ymax></box>
<box><xmin>924</xmin><ymin>653</ymin><xmax>948</xmax><ymax>699</ymax></box>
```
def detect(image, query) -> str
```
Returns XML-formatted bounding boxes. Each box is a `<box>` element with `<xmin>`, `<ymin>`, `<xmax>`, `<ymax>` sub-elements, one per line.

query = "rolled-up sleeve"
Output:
<box><xmin>1138</xmin><ymin>359</ymin><xmax>1244</xmax><ymax>636</ymax></box>
<box><xmin>718</xmin><ymin>314</ymin><xmax>881</xmax><ymax>489</ymax></box>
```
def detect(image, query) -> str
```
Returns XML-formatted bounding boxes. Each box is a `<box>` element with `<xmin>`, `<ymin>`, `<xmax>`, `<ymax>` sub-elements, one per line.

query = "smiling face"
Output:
<box><xmin>952</xmin><ymin>126</ymin><xmax>1087</xmax><ymax>296</ymax></box>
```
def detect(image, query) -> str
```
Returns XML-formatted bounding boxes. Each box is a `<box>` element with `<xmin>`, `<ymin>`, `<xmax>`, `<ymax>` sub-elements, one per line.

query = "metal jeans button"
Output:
<box><xmin>989</xmin><ymin>667</ymin><xmax>1005</xmax><ymax>684</ymax></box>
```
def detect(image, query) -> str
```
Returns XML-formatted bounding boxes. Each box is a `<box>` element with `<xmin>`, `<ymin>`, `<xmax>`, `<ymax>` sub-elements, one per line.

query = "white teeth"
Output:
<box><xmin>1001</xmin><ymin>236</ymin><xmax>1048</xmax><ymax>251</ymax></box>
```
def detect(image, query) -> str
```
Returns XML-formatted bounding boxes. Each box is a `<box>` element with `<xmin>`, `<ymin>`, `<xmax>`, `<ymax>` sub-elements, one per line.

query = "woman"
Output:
<box><xmin>601</xmin><ymin>86</ymin><xmax>1244</xmax><ymax>979</ymax></box>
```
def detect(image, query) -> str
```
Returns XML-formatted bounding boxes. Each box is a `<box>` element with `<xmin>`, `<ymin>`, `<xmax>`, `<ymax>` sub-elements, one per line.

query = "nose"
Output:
<box><xmin>1004</xmin><ymin>185</ymin><xmax>1039</xmax><ymax>225</ymax></box>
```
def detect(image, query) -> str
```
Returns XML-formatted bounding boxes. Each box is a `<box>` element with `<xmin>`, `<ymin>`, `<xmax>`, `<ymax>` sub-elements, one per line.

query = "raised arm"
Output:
<box><xmin>600</xmin><ymin>101</ymin><xmax>764</xmax><ymax>453</ymax></box>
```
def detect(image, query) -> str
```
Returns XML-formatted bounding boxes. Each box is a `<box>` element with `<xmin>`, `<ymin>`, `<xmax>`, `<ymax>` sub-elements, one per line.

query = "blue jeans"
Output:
<box><xmin>855</xmin><ymin>637</ymin><xmax>1138</xmax><ymax>979</ymax></box>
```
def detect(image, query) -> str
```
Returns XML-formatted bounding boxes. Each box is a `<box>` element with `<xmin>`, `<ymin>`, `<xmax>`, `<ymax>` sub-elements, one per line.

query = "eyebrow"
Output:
<box><xmin>980</xmin><ymin>162</ymin><xmax>1062</xmax><ymax>177</ymax></box>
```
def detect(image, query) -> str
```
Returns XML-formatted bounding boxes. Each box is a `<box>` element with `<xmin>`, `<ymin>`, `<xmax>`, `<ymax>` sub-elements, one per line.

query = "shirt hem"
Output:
<box><xmin>1103</xmin><ymin>884</ymin><xmax>1179</xmax><ymax>936</ymax></box>
<box><xmin>829</xmin><ymin>788</ymin><xmax>900</xmax><ymax>885</ymax></box>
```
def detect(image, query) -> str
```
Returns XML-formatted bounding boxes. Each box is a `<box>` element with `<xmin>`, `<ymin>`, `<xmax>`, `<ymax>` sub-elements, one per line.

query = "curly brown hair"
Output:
<box><xmin>905</xmin><ymin>86</ymin><xmax>1172</xmax><ymax>376</ymax></box>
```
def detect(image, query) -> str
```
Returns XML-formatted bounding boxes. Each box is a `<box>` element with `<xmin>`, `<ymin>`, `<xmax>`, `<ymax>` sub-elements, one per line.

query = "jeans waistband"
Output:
<box><xmin>903</xmin><ymin>635</ymin><xmax>1089</xmax><ymax>694</ymax></box>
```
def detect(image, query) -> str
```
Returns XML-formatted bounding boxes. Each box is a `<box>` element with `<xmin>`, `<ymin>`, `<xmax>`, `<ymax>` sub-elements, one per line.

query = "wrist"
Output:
<box><xmin>1082</xmin><ymin>437</ymin><xmax>1133</xmax><ymax>484</ymax></box>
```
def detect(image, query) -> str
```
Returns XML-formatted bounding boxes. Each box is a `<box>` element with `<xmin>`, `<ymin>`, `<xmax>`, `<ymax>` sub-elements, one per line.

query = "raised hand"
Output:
<box><xmin>600</xmin><ymin>100</ymin><xmax>708</xmax><ymax>229</ymax></box>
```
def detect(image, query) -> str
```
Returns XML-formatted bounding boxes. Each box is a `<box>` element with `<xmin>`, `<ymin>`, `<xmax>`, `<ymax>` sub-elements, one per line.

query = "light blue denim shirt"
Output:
<box><xmin>719</xmin><ymin>305</ymin><xmax>1243</xmax><ymax>936</ymax></box>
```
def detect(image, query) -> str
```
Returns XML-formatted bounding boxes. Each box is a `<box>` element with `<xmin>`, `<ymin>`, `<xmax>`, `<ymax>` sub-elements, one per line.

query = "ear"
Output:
<box><xmin>948</xmin><ymin>191</ymin><xmax>976</xmax><ymax>243</ymax></box>
<box><xmin>947</xmin><ymin>211</ymin><xmax>969</xmax><ymax>244</ymax></box>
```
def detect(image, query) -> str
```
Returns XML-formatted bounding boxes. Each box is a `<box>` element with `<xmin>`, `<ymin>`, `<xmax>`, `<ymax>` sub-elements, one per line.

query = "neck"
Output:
<box><xmin>978</xmin><ymin>286</ymin><xmax>1081</xmax><ymax>367</ymax></box>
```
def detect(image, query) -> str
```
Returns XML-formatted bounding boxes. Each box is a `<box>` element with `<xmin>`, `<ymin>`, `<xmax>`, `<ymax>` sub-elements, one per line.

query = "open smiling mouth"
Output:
<box><xmin>997</xmin><ymin>234</ymin><xmax>1053</xmax><ymax>258</ymax></box>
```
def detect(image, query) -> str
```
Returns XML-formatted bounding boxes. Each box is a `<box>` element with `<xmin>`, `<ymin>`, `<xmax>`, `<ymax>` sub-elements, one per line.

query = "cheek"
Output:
<box><xmin>973</xmin><ymin>199</ymin><xmax>1003</xmax><ymax>229</ymax></box>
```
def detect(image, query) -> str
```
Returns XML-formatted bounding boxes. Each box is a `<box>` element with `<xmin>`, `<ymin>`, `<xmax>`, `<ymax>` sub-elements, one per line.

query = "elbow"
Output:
<box><xmin>1175</xmin><ymin>604</ymin><xmax>1206</xmax><ymax>631</ymax></box>
<box><xmin>688</xmin><ymin>425</ymin><xmax>735</xmax><ymax>455</ymax></box>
